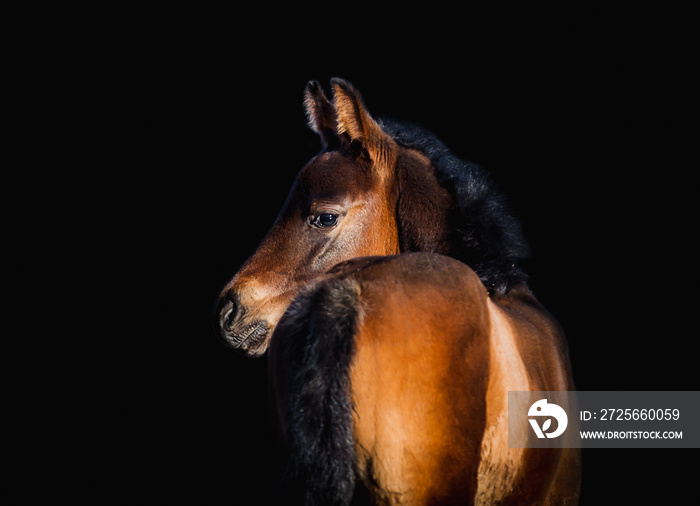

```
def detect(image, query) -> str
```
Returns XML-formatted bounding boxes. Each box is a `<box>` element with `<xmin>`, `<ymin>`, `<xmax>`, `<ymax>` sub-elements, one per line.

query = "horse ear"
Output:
<box><xmin>331</xmin><ymin>78</ymin><xmax>397</xmax><ymax>173</ymax></box>
<box><xmin>304</xmin><ymin>81</ymin><xmax>338</xmax><ymax>147</ymax></box>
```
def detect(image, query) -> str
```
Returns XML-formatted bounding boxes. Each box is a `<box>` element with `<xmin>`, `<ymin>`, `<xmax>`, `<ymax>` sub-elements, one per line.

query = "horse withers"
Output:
<box><xmin>215</xmin><ymin>79</ymin><xmax>580</xmax><ymax>504</ymax></box>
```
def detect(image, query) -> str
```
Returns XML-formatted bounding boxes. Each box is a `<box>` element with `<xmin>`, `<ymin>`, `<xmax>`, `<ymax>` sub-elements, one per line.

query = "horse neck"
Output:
<box><xmin>393</xmin><ymin>145</ymin><xmax>527</xmax><ymax>296</ymax></box>
<box><xmin>394</xmin><ymin>148</ymin><xmax>454</xmax><ymax>256</ymax></box>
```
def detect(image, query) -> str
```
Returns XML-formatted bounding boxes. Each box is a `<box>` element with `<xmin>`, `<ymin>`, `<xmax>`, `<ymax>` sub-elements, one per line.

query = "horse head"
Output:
<box><xmin>216</xmin><ymin>79</ymin><xmax>419</xmax><ymax>356</ymax></box>
<box><xmin>215</xmin><ymin>78</ymin><xmax>527</xmax><ymax>356</ymax></box>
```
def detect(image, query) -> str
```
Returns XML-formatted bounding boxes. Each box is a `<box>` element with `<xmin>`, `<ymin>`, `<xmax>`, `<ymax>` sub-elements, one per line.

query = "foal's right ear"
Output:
<box><xmin>331</xmin><ymin>78</ymin><xmax>397</xmax><ymax>176</ymax></box>
<box><xmin>304</xmin><ymin>81</ymin><xmax>338</xmax><ymax>147</ymax></box>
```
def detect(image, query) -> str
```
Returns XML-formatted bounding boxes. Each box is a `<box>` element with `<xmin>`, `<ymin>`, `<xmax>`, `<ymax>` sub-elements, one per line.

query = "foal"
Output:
<box><xmin>216</xmin><ymin>79</ymin><xmax>580</xmax><ymax>504</ymax></box>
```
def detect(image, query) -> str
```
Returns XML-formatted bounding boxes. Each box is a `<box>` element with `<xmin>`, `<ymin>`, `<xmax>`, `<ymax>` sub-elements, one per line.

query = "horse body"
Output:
<box><xmin>216</xmin><ymin>79</ymin><xmax>581</xmax><ymax>504</ymax></box>
<box><xmin>269</xmin><ymin>253</ymin><xmax>579</xmax><ymax>505</ymax></box>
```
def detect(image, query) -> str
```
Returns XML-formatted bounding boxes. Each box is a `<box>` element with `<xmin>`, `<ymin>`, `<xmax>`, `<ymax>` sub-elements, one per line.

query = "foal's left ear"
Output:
<box><xmin>331</xmin><ymin>78</ymin><xmax>397</xmax><ymax>175</ymax></box>
<box><xmin>304</xmin><ymin>80</ymin><xmax>338</xmax><ymax>148</ymax></box>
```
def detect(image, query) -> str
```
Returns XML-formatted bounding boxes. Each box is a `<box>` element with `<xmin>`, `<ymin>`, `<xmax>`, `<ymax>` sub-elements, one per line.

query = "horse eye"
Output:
<box><xmin>314</xmin><ymin>213</ymin><xmax>338</xmax><ymax>228</ymax></box>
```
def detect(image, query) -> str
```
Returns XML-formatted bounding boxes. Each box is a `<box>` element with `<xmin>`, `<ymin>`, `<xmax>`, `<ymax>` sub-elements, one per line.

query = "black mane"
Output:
<box><xmin>379</xmin><ymin>118</ymin><xmax>530</xmax><ymax>295</ymax></box>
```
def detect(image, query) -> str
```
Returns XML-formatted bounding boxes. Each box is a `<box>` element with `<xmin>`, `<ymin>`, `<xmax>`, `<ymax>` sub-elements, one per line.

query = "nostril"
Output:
<box><xmin>218</xmin><ymin>291</ymin><xmax>241</xmax><ymax>332</ymax></box>
<box><xmin>224</xmin><ymin>305</ymin><xmax>236</xmax><ymax>331</ymax></box>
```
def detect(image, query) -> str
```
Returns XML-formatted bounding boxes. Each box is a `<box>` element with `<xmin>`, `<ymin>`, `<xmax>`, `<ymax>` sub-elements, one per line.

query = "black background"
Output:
<box><xmin>16</xmin><ymin>6</ymin><xmax>697</xmax><ymax>505</ymax></box>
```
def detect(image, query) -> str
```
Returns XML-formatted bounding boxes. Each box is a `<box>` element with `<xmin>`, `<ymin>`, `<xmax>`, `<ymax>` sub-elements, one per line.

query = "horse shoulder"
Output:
<box><xmin>492</xmin><ymin>286</ymin><xmax>573</xmax><ymax>392</ymax></box>
<box><xmin>476</xmin><ymin>286</ymin><xmax>578</xmax><ymax>505</ymax></box>
<box><xmin>472</xmin><ymin>293</ymin><xmax>531</xmax><ymax>504</ymax></box>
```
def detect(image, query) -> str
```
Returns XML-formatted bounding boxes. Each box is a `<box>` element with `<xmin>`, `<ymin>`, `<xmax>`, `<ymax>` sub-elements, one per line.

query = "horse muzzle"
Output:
<box><xmin>215</xmin><ymin>291</ymin><xmax>270</xmax><ymax>356</ymax></box>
